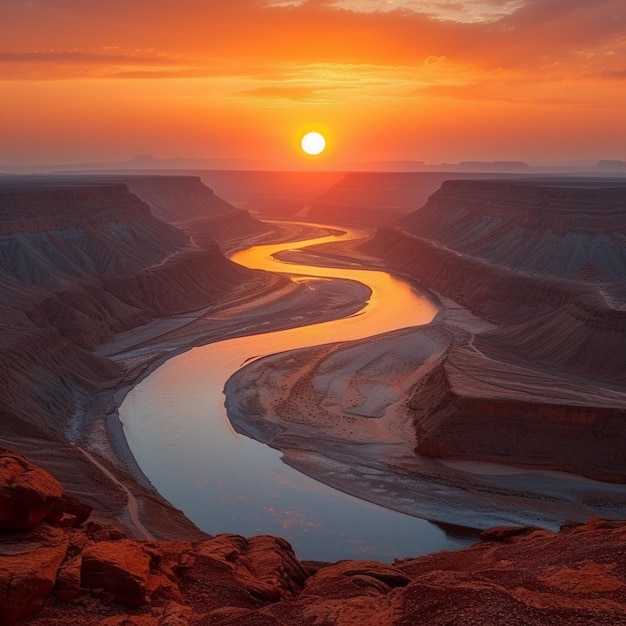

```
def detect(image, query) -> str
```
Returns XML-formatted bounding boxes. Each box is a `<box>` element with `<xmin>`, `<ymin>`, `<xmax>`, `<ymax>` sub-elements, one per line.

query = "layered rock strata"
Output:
<box><xmin>0</xmin><ymin>177</ymin><xmax>275</xmax><ymax>534</ymax></box>
<box><xmin>305</xmin><ymin>171</ymin><xmax>523</xmax><ymax>225</ymax></box>
<box><xmin>362</xmin><ymin>179</ymin><xmax>626</xmax><ymax>480</ymax></box>
<box><xmin>104</xmin><ymin>175</ymin><xmax>272</xmax><ymax>241</ymax></box>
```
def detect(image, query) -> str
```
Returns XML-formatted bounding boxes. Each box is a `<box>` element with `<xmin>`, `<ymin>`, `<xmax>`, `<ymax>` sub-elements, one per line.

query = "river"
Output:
<box><xmin>119</xmin><ymin>224</ymin><xmax>473</xmax><ymax>561</ymax></box>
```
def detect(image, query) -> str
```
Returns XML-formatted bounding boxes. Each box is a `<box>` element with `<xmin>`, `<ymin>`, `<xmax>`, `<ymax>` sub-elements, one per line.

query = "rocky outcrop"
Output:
<box><xmin>0</xmin><ymin>173</ymin><xmax>271</xmax><ymax>241</ymax></box>
<box><xmin>398</xmin><ymin>179</ymin><xmax>626</xmax><ymax>278</ymax></box>
<box><xmin>119</xmin><ymin>175</ymin><xmax>241</xmax><ymax>223</ymax></box>
<box><xmin>0</xmin><ymin>450</ymin><xmax>64</xmax><ymax>530</ymax></box>
<box><xmin>108</xmin><ymin>176</ymin><xmax>272</xmax><ymax>242</ymax></box>
<box><xmin>0</xmin><ymin>523</ymin><xmax>69</xmax><ymax>624</ymax></box>
<box><xmin>407</xmin><ymin>353</ymin><xmax>626</xmax><ymax>481</ymax></box>
<box><xmin>4</xmin><ymin>448</ymin><xmax>626</xmax><ymax>625</ymax></box>
<box><xmin>81</xmin><ymin>540</ymin><xmax>165</xmax><ymax>606</ymax></box>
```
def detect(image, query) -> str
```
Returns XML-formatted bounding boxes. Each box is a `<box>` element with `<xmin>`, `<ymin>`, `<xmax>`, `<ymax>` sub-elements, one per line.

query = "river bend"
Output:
<box><xmin>119</xmin><ymin>225</ymin><xmax>471</xmax><ymax>560</ymax></box>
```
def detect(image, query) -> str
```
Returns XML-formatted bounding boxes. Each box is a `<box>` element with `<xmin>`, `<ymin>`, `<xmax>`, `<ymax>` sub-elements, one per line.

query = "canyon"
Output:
<box><xmin>227</xmin><ymin>177</ymin><xmax>626</xmax><ymax>532</ymax></box>
<box><xmin>0</xmin><ymin>175</ymin><xmax>277</xmax><ymax>540</ymax></box>
<box><xmin>1</xmin><ymin>172</ymin><xmax>626</xmax><ymax>624</ymax></box>
<box><xmin>362</xmin><ymin>179</ymin><xmax>626</xmax><ymax>479</ymax></box>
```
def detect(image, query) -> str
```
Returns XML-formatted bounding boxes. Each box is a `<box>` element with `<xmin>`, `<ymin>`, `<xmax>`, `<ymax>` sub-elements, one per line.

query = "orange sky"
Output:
<box><xmin>1</xmin><ymin>0</ymin><xmax>625</xmax><ymax>168</ymax></box>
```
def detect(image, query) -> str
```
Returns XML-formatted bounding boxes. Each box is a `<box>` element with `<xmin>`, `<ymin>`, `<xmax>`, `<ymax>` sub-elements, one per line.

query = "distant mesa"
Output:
<box><xmin>4</xmin><ymin>153</ymin><xmax>626</xmax><ymax>176</ymax></box>
<box><xmin>299</xmin><ymin>170</ymin><xmax>535</xmax><ymax>226</ymax></box>
<box><xmin>0</xmin><ymin>153</ymin><xmax>278</xmax><ymax>174</ymax></box>
<box><xmin>454</xmin><ymin>160</ymin><xmax>530</xmax><ymax>171</ymax></box>
<box><xmin>338</xmin><ymin>159</ymin><xmax>532</xmax><ymax>173</ymax></box>
<box><xmin>593</xmin><ymin>159</ymin><xmax>626</xmax><ymax>172</ymax></box>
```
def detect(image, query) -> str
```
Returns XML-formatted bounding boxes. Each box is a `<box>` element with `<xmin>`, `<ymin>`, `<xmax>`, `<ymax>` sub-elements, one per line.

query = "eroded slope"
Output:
<box><xmin>0</xmin><ymin>178</ymin><xmax>274</xmax><ymax>533</ymax></box>
<box><xmin>362</xmin><ymin>178</ymin><xmax>626</xmax><ymax>479</ymax></box>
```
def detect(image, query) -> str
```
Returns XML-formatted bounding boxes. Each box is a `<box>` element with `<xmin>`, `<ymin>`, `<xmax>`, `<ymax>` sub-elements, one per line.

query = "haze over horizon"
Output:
<box><xmin>1</xmin><ymin>0</ymin><xmax>625</xmax><ymax>168</ymax></box>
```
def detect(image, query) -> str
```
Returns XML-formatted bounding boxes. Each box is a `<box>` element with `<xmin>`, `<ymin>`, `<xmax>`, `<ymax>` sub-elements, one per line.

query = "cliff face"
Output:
<box><xmin>399</xmin><ymin>179</ymin><xmax>626</xmax><ymax>280</ymax></box>
<box><xmin>197</xmin><ymin>170</ymin><xmax>345</xmax><ymax>218</ymax></box>
<box><xmin>0</xmin><ymin>179</ymin><xmax>265</xmax><ymax>462</ymax></box>
<box><xmin>363</xmin><ymin>179</ymin><xmax>626</xmax><ymax>480</ymax></box>
<box><xmin>120</xmin><ymin>175</ymin><xmax>238</xmax><ymax>222</ymax></box>
<box><xmin>120</xmin><ymin>176</ymin><xmax>272</xmax><ymax>241</ymax></box>
<box><xmin>306</xmin><ymin>171</ymin><xmax>525</xmax><ymax>225</ymax></box>
<box><xmin>1</xmin><ymin>174</ymin><xmax>272</xmax><ymax>242</ymax></box>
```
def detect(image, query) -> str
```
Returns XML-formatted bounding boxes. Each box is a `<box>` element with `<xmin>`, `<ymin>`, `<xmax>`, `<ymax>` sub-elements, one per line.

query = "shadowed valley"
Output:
<box><xmin>2</xmin><ymin>172</ymin><xmax>626</xmax><ymax>625</ymax></box>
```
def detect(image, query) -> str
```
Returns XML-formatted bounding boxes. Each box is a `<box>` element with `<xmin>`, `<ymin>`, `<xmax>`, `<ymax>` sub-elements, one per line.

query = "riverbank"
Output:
<box><xmin>73</xmin><ymin>220</ymin><xmax>376</xmax><ymax>539</ymax></box>
<box><xmin>224</xmin><ymin>238</ymin><xmax>626</xmax><ymax>532</ymax></box>
<box><xmin>91</xmin><ymin>214</ymin><xmax>626</xmax><ymax>545</ymax></box>
<box><xmin>226</xmin><ymin>317</ymin><xmax>626</xmax><ymax>533</ymax></box>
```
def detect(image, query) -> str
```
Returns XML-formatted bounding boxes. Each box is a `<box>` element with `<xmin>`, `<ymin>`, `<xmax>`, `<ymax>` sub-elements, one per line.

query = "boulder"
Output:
<box><xmin>0</xmin><ymin>523</ymin><xmax>69</xmax><ymax>624</ymax></box>
<box><xmin>55</xmin><ymin>555</ymin><xmax>82</xmax><ymax>601</ymax></box>
<box><xmin>196</xmin><ymin>534</ymin><xmax>309</xmax><ymax>603</ymax></box>
<box><xmin>46</xmin><ymin>492</ymin><xmax>93</xmax><ymax>527</ymax></box>
<box><xmin>0</xmin><ymin>449</ymin><xmax>64</xmax><ymax>530</ymax></box>
<box><xmin>81</xmin><ymin>540</ymin><xmax>159</xmax><ymax>606</ymax></box>
<box><xmin>300</xmin><ymin>560</ymin><xmax>411</xmax><ymax>599</ymax></box>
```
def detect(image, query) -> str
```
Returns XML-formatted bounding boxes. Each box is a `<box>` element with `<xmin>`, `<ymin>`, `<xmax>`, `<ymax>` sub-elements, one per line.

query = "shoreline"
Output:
<box><xmin>80</xmin><ymin>216</ymin><xmax>626</xmax><ymax>544</ymax></box>
<box><xmin>225</xmin><ymin>317</ymin><xmax>626</xmax><ymax>531</ymax></box>
<box><xmin>222</xmin><ymin>239</ymin><xmax>626</xmax><ymax>531</ymax></box>
<box><xmin>77</xmin><ymin>221</ymin><xmax>377</xmax><ymax>538</ymax></box>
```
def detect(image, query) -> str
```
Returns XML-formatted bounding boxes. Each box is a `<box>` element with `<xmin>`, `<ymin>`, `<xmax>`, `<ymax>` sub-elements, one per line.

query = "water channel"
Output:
<box><xmin>119</xmin><ymin>225</ymin><xmax>473</xmax><ymax>561</ymax></box>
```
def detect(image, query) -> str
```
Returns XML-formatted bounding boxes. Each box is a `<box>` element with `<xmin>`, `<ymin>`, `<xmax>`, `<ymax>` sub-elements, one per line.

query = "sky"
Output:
<box><xmin>1</xmin><ymin>0</ymin><xmax>625</xmax><ymax>169</ymax></box>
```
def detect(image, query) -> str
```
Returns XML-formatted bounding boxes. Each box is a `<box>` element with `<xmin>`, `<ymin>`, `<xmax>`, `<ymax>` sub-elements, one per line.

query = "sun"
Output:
<box><xmin>301</xmin><ymin>131</ymin><xmax>326</xmax><ymax>156</ymax></box>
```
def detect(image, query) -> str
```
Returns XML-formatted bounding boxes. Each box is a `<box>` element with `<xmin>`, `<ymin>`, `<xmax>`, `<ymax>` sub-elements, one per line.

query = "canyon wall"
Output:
<box><xmin>363</xmin><ymin>178</ymin><xmax>626</xmax><ymax>479</ymax></box>
<box><xmin>0</xmin><ymin>177</ymin><xmax>272</xmax><ymax>518</ymax></box>
<box><xmin>115</xmin><ymin>175</ymin><xmax>272</xmax><ymax>240</ymax></box>
<box><xmin>306</xmin><ymin>171</ymin><xmax>525</xmax><ymax>225</ymax></box>
<box><xmin>197</xmin><ymin>170</ymin><xmax>345</xmax><ymax>218</ymax></box>
<box><xmin>16</xmin><ymin>174</ymin><xmax>274</xmax><ymax>241</ymax></box>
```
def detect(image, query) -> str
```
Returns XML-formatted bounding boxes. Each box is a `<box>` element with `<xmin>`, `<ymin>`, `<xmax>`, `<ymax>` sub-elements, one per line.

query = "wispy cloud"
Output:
<box><xmin>237</xmin><ymin>86</ymin><xmax>325</xmax><ymax>101</ymax></box>
<box><xmin>1</xmin><ymin>0</ymin><xmax>624</xmax><ymax>80</ymax></box>
<box><xmin>1</xmin><ymin>0</ymin><xmax>624</xmax><ymax>164</ymax></box>
<box><xmin>603</xmin><ymin>69</ymin><xmax>626</xmax><ymax>80</ymax></box>
<box><xmin>0</xmin><ymin>51</ymin><xmax>176</xmax><ymax>65</ymax></box>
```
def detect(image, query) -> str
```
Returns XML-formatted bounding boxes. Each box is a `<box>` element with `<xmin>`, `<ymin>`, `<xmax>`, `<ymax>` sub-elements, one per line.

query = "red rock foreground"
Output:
<box><xmin>2</xmin><ymin>447</ymin><xmax>626</xmax><ymax>625</ymax></box>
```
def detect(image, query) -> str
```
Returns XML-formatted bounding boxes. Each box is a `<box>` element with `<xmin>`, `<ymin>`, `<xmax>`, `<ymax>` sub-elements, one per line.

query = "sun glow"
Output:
<box><xmin>301</xmin><ymin>131</ymin><xmax>326</xmax><ymax>156</ymax></box>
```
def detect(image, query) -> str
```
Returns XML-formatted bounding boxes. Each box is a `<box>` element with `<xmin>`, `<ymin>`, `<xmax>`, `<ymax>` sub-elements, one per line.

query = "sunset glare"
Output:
<box><xmin>1</xmin><ymin>1</ymin><xmax>625</xmax><ymax>168</ymax></box>
<box><xmin>301</xmin><ymin>132</ymin><xmax>326</xmax><ymax>156</ymax></box>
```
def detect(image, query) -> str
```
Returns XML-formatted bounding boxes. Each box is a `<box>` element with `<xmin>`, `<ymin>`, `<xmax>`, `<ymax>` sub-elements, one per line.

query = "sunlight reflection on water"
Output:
<box><xmin>119</xmin><ymin>224</ymin><xmax>472</xmax><ymax>561</ymax></box>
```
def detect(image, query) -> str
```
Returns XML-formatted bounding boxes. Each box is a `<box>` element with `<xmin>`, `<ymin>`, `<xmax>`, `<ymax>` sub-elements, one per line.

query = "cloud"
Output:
<box><xmin>236</xmin><ymin>85</ymin><xmax>325</xmax><ymax>100</ymax></box>
<box><xmin>0</xmin><ymin>49</ymin><xmax>190</xmax><ymax>81</ymax></box>
<box><xmin>412</xmin><ymin>81</ymin><xmax>584</xmax><ymax>105</ymax></box>
<box><xmin>0</xmin><ymin>51</ymin><xmax>176</xmax><ymax>65</ymax></box>
<box><xmin>603</xmin><ymin>69</ymin><xmax>626</xmax><ymax>80</ymax></box>
<box><xmin>1</xmin><ymin>0</ymin><xmax>624</xmax><ymax>164</ymax></box>
<box><xmin>1</xmin><ymin>0</ymin><xmax>624</xmax><ymax>80</ymax></box>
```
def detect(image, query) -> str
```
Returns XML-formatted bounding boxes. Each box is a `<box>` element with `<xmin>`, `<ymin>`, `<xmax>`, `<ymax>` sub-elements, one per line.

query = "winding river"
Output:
<box><xmin>119</xmin><ymin>225</ymin><xmax>472</xmax><ymax>561</ymax></box>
